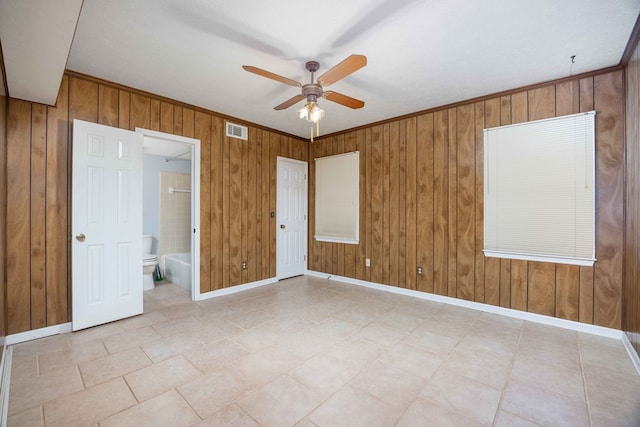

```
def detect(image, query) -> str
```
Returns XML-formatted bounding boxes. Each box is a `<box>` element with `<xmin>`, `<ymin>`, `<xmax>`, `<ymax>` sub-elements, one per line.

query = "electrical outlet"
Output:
<box><xmin>241</xmin><ymin>261</ymin><xmax>247</xmax><ymax>270</ymax></box>
<box><xmin>417</xmin><ymin>266</ymin><xmax>423</xmax><ymax>275</ymax></box>
<box><xmin>365</xmin><ymin>258</ymin><xmax>371</xmax><ymax>267</ymax></box>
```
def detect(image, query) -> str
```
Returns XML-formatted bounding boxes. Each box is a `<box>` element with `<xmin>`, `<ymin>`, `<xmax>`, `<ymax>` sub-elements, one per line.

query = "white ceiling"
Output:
<box><xmin>2</xmin><ymin>0</ymin><xmax>640</xmax><ymax>139</ymax></box>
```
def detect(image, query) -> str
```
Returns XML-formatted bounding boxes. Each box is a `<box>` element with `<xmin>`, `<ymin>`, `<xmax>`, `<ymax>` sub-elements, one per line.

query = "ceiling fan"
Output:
<box><xmin>243</xmin><ymin>54</ymin><xmax>367</xmax><ymax>138</ymax></box>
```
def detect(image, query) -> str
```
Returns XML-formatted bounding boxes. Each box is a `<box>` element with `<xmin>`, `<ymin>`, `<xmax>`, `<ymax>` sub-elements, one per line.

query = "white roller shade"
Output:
<box><xmin>483</xmin><ymin>111</ymin><xmax>595</xmax><ymax>266</ymax></box>
<box><xmin>315</xmin><ymin>151</ymin><xmax>359</xmax><ymax>244</ymax></box>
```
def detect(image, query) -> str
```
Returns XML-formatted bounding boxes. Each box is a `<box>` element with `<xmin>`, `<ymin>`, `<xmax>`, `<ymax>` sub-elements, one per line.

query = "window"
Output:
<box><xmin>483</xmin><ymin>111</ymin><xmax>595</xmax><ymax>266</ymax></box>
<box><xmin>315</xmin><ymin>151</ymin><xmax>359</xmax><ymax>244</ymax></box>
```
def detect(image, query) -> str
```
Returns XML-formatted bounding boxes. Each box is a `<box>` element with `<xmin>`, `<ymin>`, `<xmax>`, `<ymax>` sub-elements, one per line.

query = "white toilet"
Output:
<box><xmin>143</xmin><ymin>235</ymin><xmax>158</xmax><ymax>291</ymax></box>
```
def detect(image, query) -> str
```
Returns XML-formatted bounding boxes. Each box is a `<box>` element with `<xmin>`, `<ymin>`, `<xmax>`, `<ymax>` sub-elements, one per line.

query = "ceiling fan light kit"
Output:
<box><xmin>243</xmin><ymin>54</ymin><xmax>367</xmax><ymax>141</ymax></box>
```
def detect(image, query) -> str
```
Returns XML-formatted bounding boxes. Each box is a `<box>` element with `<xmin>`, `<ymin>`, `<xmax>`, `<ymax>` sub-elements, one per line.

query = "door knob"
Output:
<box><xmin>76</xmin><ymin>233</ymin><xmax>86</xmax><ymax>242</ymax></box>
<box><xmin>280</xmin><ymin>224</ymin><xmax>285</xmax><ymax>229</ymax></box>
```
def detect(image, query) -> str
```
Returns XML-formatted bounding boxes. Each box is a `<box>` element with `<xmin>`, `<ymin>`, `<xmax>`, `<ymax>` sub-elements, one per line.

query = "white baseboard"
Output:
<box><xmin>305</xmin><ymin>270</ymin><xmax>623</xmax><ymax>340</ymax></box>
<box><xmin>5</xmin><ymin>323</ymin><xmax>72</xmax><ymax>346</ymax></box>
<box><xmin>0</xmin><ymin>345</ymin><xmax>11</xmax><ymax>427</ymax></box>
<box><xmin>195</xmin><ymin>277</ymin><xmax>278</xmax><ymax>301</ymax></box>
<box><xmin>621</xmin><ymin>332</ymin><xmax>640</xmax><ymax>375</ymax></box>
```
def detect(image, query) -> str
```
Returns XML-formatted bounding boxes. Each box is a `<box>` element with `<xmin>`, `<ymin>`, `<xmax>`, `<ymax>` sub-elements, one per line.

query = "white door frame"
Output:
<box><xmin>276</xmin><ymin>156</ymin><xmax>308</xmax><ymax>280</ymax></box>
<box><xmin>135</xmin><ymin>128</ymin><xmax>201</xmax><ymax>301</ymax></box>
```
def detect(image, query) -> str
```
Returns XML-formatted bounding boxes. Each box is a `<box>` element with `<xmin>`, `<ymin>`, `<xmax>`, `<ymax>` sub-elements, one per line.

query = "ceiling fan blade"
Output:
<box><xmin>324</xmin><ymin>91</ymin><xmax>365</xmax><ymax>109</ymax></box>
<box><xmin>242</xmin><ymin>66</ymin><xmax>302</xmax><ymax>87</ymax></box>
<box><xmin>317</xmin><ymin>54</ymin><xmax>367</xmax><ymax>86</ymax></box>
<box><xmin>274</xmin><ymin>94</ymin><xmax>305</xmax><ymax>110</ymax></box>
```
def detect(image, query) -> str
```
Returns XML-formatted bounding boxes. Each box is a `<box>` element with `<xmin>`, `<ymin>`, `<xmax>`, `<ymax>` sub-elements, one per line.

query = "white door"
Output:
<box><xmin>276</xmin><ymin>157</ymin><xmax>308</xmax><ymax>279</ymax></box>
<box><xmin>72</xmin><ymin>119</ymin><xmax>144</xmax><ymax>331</ymax></box>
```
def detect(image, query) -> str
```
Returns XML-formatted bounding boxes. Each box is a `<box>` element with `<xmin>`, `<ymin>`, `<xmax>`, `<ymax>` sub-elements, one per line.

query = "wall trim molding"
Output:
<box><xmin>622</xmin><ymin>333</ymin><xmax>640</xmax><ymax>375</ymax></box>
<box><xmin>5</xmin><ymin>323</ymin><xmax>72</xmax><ymax>346</ymax></box>
<box><xmin>0</xmin><ymin>346</ymin><xmax>12</xmax><ymax>427</ymax></box>
<box><xmin>305</xmin><ymin>270</ymin><xmax>624</xmax><ymax>340</ymax></box>
<box><xmin>195</xmin><ymin>277</ymin><xmax>278</xmax><ymax>301</ymax></box>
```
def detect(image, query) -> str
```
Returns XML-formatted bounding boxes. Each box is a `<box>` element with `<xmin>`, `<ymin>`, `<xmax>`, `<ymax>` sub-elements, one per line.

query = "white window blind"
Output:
<box><xmin>483</xmin><ymin>111</ymin><xmax>595</xmax><ymax>266</ymax></box>
<box><xmin>315</xmin><ymin>151</ymin><xmax>359</xmax><ymax>244</ymax></box>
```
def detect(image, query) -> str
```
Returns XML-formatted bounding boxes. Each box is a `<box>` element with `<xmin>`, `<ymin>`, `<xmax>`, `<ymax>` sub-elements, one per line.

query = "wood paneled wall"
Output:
<box><xmin>625</xmin><ymin>36</ymin><xmax>640</xmax><ymax>354</ymax></box>
<box><xmin>0</xmin><ymin>95</ymin><xmax>7</xmax><ymax>339</ymax></box>
<box><xmin>309</xmin><ymin>70</ymin><xmax>625</xmax><ymax>329</ymax></box>
<box><xmin>4</xmin><ymin>73</ymin><xmax>307</xmax><ymax>334</ymax></box>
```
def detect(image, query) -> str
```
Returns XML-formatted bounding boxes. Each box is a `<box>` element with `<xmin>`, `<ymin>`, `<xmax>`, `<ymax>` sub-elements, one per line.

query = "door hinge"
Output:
<box><xmin>304</xmin><ymin>174</ymin><xmax>307</xmax><ymax>180</ymax></box>
<box><xmin>304</xmin><ymin>255</ymin><xmax>307</xmax><ymax>261</ymax></box>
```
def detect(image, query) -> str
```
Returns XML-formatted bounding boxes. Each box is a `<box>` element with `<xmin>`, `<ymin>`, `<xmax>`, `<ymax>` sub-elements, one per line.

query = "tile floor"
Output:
<box><xmin>6</xmin><ymin>276</ymin><xmax>640</xmax><ymax>426</ymax></box>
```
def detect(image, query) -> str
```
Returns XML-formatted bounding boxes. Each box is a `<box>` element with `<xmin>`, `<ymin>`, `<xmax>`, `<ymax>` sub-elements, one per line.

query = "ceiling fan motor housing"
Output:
<box><xmin>302</xmin><ymin>83</ymin><xmax>323</xmax><ymax>103</ymax></box>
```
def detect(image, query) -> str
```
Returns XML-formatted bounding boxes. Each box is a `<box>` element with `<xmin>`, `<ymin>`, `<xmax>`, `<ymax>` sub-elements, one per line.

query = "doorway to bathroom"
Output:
<box><xmin>136</xmin><ymin>128</ymin><xmax>201</xmax><ymax>302</ymax></box>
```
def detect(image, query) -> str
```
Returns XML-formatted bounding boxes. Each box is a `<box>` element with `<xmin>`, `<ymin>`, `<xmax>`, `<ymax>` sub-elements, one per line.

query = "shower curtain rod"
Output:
<box><xmin>169</xmin><ymin>186</ymin><xmax>191</xmax><ymax>194</ymax></box>
<box><xmin>165</xmin><ymin>150</ymin><xmax>192</xmax><ymax>162</ymax></box>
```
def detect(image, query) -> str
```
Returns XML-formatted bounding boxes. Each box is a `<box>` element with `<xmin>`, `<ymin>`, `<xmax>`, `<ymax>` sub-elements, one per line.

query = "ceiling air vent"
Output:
<box><xmin>226</xmin><ymin>122</ymin><xmax>248</xmax><ymax>140</ymax></box>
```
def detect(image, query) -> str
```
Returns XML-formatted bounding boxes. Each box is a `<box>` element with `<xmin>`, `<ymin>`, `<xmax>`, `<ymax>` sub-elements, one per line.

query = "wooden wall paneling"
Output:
<box><xmin>221</xmin><ymin>132</ymin><xmax>231</xmax><ymax>287</ymax></box>
<box><xmin>269</xmin><ymin>133</ymin><xmax>278</xmax><ymax>278</ymax></box>
<box><xmin>556</xmin><ymin>81</ymin><xmax>580</xmax><ymax>116</ymax></box>
<box><xmin>510</xmin><ymin>92</ymin><xmax>528</xmax><ymax>123</ymax></box>
<box><xmin>30</xmin><ymin>104</ymin><xmax>47</xmax><ymax>329</ymax></box>
<box><xmin>344</xmin><ymin>132</ymin><xmax>357</xmax><ymax>278</ymax></box>
<box><xmin>69</xmin><ymin>77</ymin><xmax>98</xmax><ymax>123</ymax></box>
<box><xmin>261</xmin><ymin>130</ymin><xmax>271</xmax><ymax>279</ymax></box>
<box><xmin>455</xmin><ymin>105</ymin><xmax>475</xmax><ymax>300</ymax></box>
<box><xmin>159</xmin><ymin>101</ymin><xmax>173</xmax><ymax>134</ymax></box>
<box><xmin>6</xmin><ymin>100</ymin><xmax>32</xmax><ymax>333</ymax></box>
<box><xmin>397</xmin><ymin>122</ymin><xmax>407</xmax><ymax>288</ymax></box>
<box><xmin>150</xmin><ymin>99</ymin><xmax>160</xmax><ymax>131</ymax></box>
<box><xmin>416</xmin><ymin>114</ymin><xmax>434</xmax><ymax>293</ymax></box>
<box><xmin>247</xmin><ymin>127</ymin><xmax>257</xmax><ymax>283</ymax></box>
<box><xmin>527</xmin><ymin>262</ymin><xmax>556</xmax><ymax>316</ymax></box>
<box><xmin>356</xmin><ymin>129</ymin><xmax>367</xmax><ymax>280</ymax></box>
<box><xmin>473</xmin><ymin>101</ymin><xmax>485</xmax><ymax>303</ymax></box>
<box><xmin>45</xmin><ymin>75</ymin><xmax>70</xmax><ymax>325</ymax></box>
<box><xmin>173</xmin><ymin>106</ymin><xmax>183</xmax><ymax>136</ymax></box>
<box><xmin>210</xmin><ymin>116</ymin><xmax>224</xmax><ymax>290</ymax></box>
<box><xmin>370</xmin><ymin>125</ymin><xmax>384</xmax><ymax>284</ymax></box>
<box><xmin>482</xmin><ymin>98</ymin><xmax>500</xmax><ymax>305</ymax></box>
<box><xmin>382</xmin><ymin>125</ymin><xmax>390</xmax><ymax>284</ymax></box>
<box><xmin>405</xmin><ymin>118</ymin><xmax>417</xmax><ymax>290</ymax></box>
<box><xmin>255</xmin><ymin>130</ymin><xmax>264</xmax><ymax>280</ymax></box>
<box><xmin>528</xmin><ymin>86</ymin><xmax>556</xmax><ymax>120</ymax></box>
<box><xmin>579</xmin><ymin>77</ymin><xmax>595</xmax><ymax>323</ymax></box>
<box><xmin>118</xmin><ymin>90</ymin><xmax>130</xmax><ymax>131</ymax></box>
<box><xmin>624</xmin><ymin>41</ymin><xmax>640</xmax><ymax>349</ymax></box>
<box><xmin>240</xmin><ymin>133</ymin><xmax>249</xmax><ymax>284</ymax></box>
<box><xmin>510</xmin><ymin>260</ymin><xmax>528</xmax><ymax>311</ymax></box>
<box><xmin>0</xmin><ymin>96</ymin><xmax>6</xmax><ymax>337</ymax></box>
<box><xmin>230</xmin><ymin>133</ymin><xmax>244</xmax><ymax>284</ymax></box>
<box><xmin>98</xmin><ymin>85</ymin><xmax>119</xmax><ymax>127</ymax></box>
<box><xmin>388</xmin><ymin>122</ymin><xmax>400</xmax><ymax>287</ymax></box>
<box><xmin>433</xmin><ymin>110</ymin><xmax>448</xmax><ymax>296</ymax></box>
<box><xmin>364</xmin><ymin>129</ymin><xmax>372</xmax><ymax>282</ymax></box>
<box><xmin>194</xmin><ymin>112</ymin><xmax>212</xmax><ymax>293</ymax></box>
<box><xmin>556</xmin><ymin>264</ymin><xmax>579</xmax><ymax>320</ymax></box>
<box><xmin>182</xmin><ymin>108</ymin><xmax>195</xmax><ymax>138</ymax></box>
<box><xmin>447</xmin><ymin>110</ymin><xmax>457</xmax><ymax>297</ymax></box>
<box><xmin>129</xmin><ymin>94</ymin><xmax>150</xmax><ymax>130</ymax></box>
<box><xmin>593</xmin><ymin>71</ymin><xmax>624</xmax><ymax>329</ymax></box>
<box><xmin>499</xmin><ymin>95</ymin><xmax>512</xmax><ymax>307</ymax></box>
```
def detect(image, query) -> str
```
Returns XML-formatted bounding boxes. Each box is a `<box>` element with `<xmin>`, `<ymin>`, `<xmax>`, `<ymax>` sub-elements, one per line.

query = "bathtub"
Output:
<box><xmin>163</xmin><ymin>253</ymin><xmax>191</xmax><ymax>291</ymax></box>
